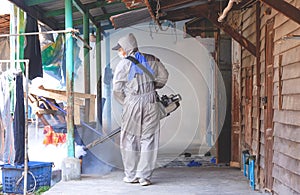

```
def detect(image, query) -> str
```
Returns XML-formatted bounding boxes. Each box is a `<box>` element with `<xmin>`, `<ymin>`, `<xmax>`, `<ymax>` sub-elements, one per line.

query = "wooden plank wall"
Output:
<box><xmin>240</xmin><ymin>2</ymin><xmax>256</xmax><ymax>150</ymax></box>
<box><xmin>240</xmin><ymin>2</ymin><xmax>259</xmax><ymax>184</ymax></box>
<box><xmin>240</xmin><ymin>0</ymin><xmax>300</xmax><ymax>193</ymax></box>
<box><xmin>271</xmin><ymin>0</ymin><xmax>300</xmax><ymax>193</ymax></box>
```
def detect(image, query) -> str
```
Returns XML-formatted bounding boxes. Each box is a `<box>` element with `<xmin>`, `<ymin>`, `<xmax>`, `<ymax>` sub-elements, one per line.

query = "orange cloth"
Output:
<box><xmin>43</xmin><ymin>125</ymin><xmax>66</xmax><ymax>146</ymax></box>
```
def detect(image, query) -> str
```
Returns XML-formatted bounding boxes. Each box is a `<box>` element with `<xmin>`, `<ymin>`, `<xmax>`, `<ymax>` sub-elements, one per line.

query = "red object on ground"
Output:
<box><xmin>43</xmin><ymin>125</ymin><xmax>66</xmax><ymax>145</ymax></box>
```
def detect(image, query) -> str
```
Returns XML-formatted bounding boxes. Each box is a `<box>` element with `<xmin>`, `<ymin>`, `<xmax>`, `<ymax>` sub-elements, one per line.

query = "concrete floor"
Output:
<box><xmin>43</xmin><ymin>167</ymin><xmax>267</xmax><ymax>195</ymax></box>
<box><xmin>24</xmin><ymin>123</ymin><xmax>268</xmax><ymax>195</ymax></box>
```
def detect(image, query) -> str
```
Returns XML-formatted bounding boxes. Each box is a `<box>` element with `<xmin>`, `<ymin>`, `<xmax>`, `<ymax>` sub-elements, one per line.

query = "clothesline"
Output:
<box><xmin>0</xmin><ymin>59</ymin><xmax>29</xmax><ymax>63</ymax></box>
<box><xmin>0</xmin><ymin>29</ymin><xmax>79</xmax><ymax>38</ymax></box>
<box><xmin>0</xmin><ymin>28</ymin><xmax>93</xmax><ymax>50</ymax></box>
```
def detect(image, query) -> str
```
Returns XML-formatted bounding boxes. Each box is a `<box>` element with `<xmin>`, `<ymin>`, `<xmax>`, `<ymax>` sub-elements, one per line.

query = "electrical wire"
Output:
<box><xmin>129</xmin><ymin>25</ymin><xmax>184</xmax><ymax>36</ymax></box>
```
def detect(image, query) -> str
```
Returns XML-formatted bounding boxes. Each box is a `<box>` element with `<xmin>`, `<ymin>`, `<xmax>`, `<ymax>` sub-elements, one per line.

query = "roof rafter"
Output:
<box><xmin>206</xmin><ymin>12</ymin><xmax>257</xmax><ymax>57</ymax></box>
<box><xmin>160</xmin><ymin>3</ymin><xmax>256</xmax><ymax>57</ymax></box>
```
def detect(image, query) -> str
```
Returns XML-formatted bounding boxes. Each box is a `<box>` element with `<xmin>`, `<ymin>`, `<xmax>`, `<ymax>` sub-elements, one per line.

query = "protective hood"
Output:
<box><xmin>117</xmin><ymin>33</ymin><xmax>138</xmax><ymax>54</ymax></box>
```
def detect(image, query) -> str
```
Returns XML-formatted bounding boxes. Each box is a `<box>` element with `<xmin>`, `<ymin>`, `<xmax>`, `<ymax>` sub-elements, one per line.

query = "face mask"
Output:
<box><xmin>118</xmin><ymin>51</ymin><xmax>125</xmax><ymax>59</ymax></box>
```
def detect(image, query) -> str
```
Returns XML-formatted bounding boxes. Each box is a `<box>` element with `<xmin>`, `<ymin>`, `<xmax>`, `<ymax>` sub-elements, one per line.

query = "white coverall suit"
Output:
<box><xmin>113</xmin><ymin>34</ymin><xmax>169</xmax><ymax>182</ymax></box>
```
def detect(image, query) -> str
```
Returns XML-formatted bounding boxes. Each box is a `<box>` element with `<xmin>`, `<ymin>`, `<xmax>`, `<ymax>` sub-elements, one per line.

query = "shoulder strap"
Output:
<box><xmin>126</xmin><ymin>56</ymin><xmax>155</xmax><ymax>80</ymax></box>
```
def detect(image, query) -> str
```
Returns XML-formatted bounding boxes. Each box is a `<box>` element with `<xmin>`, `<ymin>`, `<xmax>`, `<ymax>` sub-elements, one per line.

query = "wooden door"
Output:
<box><xmin>264</xmin><ymin>18</ymin><xmax>275</xmax><ymax>190</ymax></box>
<box><xmin>231</xmin><ymin>40</ymin><xmax>241</xmax><ymax>167</ymax></box>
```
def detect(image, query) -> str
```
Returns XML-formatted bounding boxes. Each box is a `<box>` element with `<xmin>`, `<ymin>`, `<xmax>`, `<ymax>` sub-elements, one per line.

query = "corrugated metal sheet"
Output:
<box><xmin>110</xmin><ymin>7</ymin><xmax>151</xmax><ymax>29</ymax></box>
<box><xmin>8</xmin><ymin>0</ymin><xmax>143</xmax><ymax>30</ymax></box>
<box><xmin>0</xmin><ymin>14</ymin><xmax>10</xmax><ymax>34</ymax></box>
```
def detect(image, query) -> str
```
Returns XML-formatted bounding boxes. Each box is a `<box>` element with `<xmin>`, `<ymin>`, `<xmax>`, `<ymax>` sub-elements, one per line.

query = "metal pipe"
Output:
<box><xmin>282</xmin><ymin>34</ymin><xmax>300</xmax><ymax>40</ymax></box>
<box><xmin>0</xmin><ymin>29</ymin><xmax>79</xmax><ymax>38</ymax></box>
<box><xmin>10</xmin><ymin>4</ymin><xmax>16</xmax><ymax>70</ymax></box>
<box><xmin>65</xmin><ymin>0</ymin><xmax>75</xmax><ymax>158</ymax></box>
<box><xmin>23</xmin><ymin>60</ymin><xmax>29</xmax><ymax>195</ymax></box>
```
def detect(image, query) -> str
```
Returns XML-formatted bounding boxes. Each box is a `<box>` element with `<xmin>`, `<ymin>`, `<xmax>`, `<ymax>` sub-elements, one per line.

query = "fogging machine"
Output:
<box><xmin>84</xmin><ymin>94</ymin><xmax>182</xmax><ymax>150</ymax></box>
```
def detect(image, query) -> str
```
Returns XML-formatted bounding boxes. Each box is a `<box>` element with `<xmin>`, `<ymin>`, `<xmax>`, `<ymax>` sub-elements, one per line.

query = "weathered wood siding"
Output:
<box><xmin>241</xmin><ymin>2</ymin><xmax>256</xmax><ymax>151</ymax></box>
<box><xmin>239</xmin><ymin>0</ymin><xmax>300</xmax><ymax>193</ymax></box>
<box><xmin>240</xmin><ymin>3</ymin><xmax>260</xmax><ymax>186</ymax></box>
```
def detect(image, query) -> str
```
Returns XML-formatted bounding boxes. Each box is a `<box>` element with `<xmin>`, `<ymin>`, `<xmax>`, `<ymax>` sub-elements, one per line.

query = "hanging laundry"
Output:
<box><xmin>13</xmin><ymin>74</ymin><xmax>25</xmax><ymax>164</ymax></box>
<box><xmin>24</xmin><ymin>14</ymin><xmax>43</xmax><ymax>80</ymax></box>
<box><xmin>0</xmin><ymin>73</ymin><xmax>15</xmax><ymax>163</ymax></box>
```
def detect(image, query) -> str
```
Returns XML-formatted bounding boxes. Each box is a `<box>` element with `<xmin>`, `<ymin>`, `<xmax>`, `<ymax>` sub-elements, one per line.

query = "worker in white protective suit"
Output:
<box><xmin>112</xmin><ymin>33</ymin><xmax>168</xmax><ymax>186</ymax></box>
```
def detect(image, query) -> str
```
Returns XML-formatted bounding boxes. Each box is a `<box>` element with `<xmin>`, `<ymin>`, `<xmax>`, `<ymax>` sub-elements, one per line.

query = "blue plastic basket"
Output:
<box><xmin>1</xmin><ymin>161</ymin><xmax>53</xmax><ymax>194</ymax></box>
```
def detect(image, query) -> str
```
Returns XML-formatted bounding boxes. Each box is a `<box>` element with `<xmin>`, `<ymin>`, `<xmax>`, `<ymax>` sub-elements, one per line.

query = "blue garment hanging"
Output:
<box><xmin>128</xmin><ymin>52</ymin><xmax>154</xmax><ymax>81</ymax></box>
<box><xmin>13</xmin><ymin>74</ymin><xmax>25</xmax><ymax>164</ymax></box>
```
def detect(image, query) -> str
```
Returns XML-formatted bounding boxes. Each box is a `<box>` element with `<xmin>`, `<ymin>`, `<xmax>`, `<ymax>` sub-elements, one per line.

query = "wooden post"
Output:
<box><xmin>96</xmin><ymin>27</ymin><xmax>103</xmax><ymax>126</ymax></box>
<box><xmin>214</xmin><ymin>31</ymin><xmax>219</xmax><ymax>163</ymax></box>
<box><xmin>255</xmin><ymin>1</ymin><xmax>262</xmax><ymax>189</ymax></box>
<box><xmin>83</xmin><ymin>11</ymin><xmax>90</xmax><ymax>122</ymax></box>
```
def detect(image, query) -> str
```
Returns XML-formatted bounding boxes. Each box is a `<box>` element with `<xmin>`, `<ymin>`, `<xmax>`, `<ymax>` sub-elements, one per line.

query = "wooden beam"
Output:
<box><xmin>161</xmin><ymin>4</ymin><xmax>256</xmax><ymax>56</ymax></box>
<box><xmin>207</xmin><ymin>14</ymin><xmax>256</xmax><ymax>57</ymax></box>
<box><xmin>29</xmin><ymin>87</ymin><xmax>85</xmax><ymax>106</ymax></box>
<box><xmin>144</xmin><ymin>0</ymin><xmax>157</xmax><ymax>23</ymax></box>
<box><xmin>260</xmin><ymin>0</ymin><xmax>300</xmax><ymax>25</ymax></box>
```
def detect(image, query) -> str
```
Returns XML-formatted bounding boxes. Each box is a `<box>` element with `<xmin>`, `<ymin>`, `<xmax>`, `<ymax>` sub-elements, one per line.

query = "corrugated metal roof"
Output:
<box><xmin>0</xmin><ymin>14</ymin><xmax>10</xmax><ymax>34</ymax></box>
<box><xmin>110</xmin><ymin>7</ymin><xmax>151</xmax><ymax>29</ymax></box>
<box><xmin>7</xmin><ymin>0</ymin><xmax>146</xmax><ymax>31</ymax></box>
<box><xmin>6</xmin><ymin>0</ymin><xmax>255</xmax><ymax>32</ymax></box>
